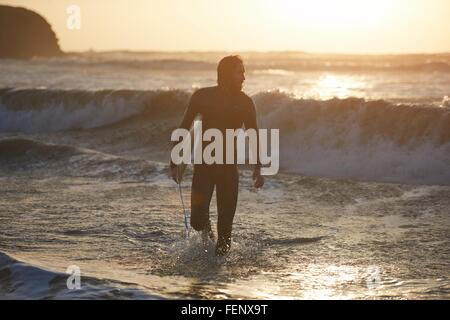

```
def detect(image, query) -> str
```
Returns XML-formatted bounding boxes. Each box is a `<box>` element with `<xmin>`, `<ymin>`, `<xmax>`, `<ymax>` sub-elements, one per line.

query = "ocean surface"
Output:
<box><xmin>0</xmin><ymin>52</ymin><xmax>449</xmax><ymax>299</ymax></box>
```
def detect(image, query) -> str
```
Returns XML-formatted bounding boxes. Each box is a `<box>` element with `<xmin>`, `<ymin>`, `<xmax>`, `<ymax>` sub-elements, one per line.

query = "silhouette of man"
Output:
<box><xmin>170</xmin><ymin>55</ymin><xmax>264</xmax><ymax>256</ymax></box>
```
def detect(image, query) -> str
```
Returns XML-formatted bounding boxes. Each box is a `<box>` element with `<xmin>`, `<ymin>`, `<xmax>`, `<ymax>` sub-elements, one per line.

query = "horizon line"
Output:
<box><xmin>64</xmin><ymin>49</ymin><xmax>450</xmax><ymax>57</ymax></box>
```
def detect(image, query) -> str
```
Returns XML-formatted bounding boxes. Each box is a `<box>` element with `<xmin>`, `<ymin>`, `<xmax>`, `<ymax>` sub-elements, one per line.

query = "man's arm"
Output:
<box><xmin>243</xmin><ymin>96</ymin><xmax>264</xmax><ymax>188</ymax></box>
<box><xmin>179</xmin><ymin>90</ymin><xmax>201</xmax><ymax>131</ymax></box>
<box><xmin>243</xmin><ymin>96</ymin><xmax>262</xmax><ymax>170</ymax></box>
<box><xmin>170</xmin><ymin>90</ymin><xmax>201</xmax><ymax>169</ymax></box>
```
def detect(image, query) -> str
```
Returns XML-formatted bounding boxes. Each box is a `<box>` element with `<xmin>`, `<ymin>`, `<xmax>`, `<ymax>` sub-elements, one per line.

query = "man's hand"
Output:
<box><xmin>252</xmin><ymin>167</ymin><xmax>264</xmax><ymax>188</ymax></box>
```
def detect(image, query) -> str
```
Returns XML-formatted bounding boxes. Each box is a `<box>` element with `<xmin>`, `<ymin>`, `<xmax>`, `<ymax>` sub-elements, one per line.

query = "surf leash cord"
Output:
<box><xmin>177</xmin><ymin>168</ymin><xmax>190</xmax><ymax>239</ymax></box>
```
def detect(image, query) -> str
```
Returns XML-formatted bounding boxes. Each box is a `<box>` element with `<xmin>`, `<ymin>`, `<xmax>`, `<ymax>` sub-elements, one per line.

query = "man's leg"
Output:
<box><xmin>215</xmin><ymin>166</ymin><xmax>239</xmax><ymax>256</ymax></box>
<box><xmin>190</xmin><ymin>165</ymin><xmax>215</xmax><ymax>232</ymax></box>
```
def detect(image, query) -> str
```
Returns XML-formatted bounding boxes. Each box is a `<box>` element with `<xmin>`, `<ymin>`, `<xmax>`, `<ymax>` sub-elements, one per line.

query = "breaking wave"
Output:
<box><xmin>253</xmin><ymin>91</ymin><xmax>450</xmax><ymax>185</ymax></box>
<box><xmin>0</xmin><ymin>88</ymin><xmax>188</xmax><ymax>133</ymax></box>
<box><xmin>0</xmin><ymin>88</ymin><xmax>449</xmax><ymax>185</ymax></box>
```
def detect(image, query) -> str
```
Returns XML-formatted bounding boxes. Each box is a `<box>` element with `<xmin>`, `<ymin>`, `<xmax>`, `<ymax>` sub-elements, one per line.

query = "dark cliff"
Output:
<box><xmin>0</xmin><ymin>5</ymin><xmax>63</xmax><ymax>59</ymax></box>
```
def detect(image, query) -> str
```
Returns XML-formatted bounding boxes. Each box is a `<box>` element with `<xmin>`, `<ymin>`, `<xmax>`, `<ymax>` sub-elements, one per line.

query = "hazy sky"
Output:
<box><xmin>2</xmin><ymin>0</ymin><xmax>450</xmax><ymax>53</ymax></box>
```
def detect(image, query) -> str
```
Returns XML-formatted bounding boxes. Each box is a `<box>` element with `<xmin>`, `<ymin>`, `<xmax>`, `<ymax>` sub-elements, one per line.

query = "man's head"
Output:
<box><xmin>217</xmin><ymin>55</ymin><xmax>245</xmax><ymax>93</ymax></box>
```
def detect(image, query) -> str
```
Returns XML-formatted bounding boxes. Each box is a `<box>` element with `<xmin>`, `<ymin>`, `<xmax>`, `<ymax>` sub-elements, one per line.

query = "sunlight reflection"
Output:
<box><xmin>287</xmin><ymin>265</ymin><xmax>361</xmax><ymax>299</ymax></box>
<box><xmin>300</xmin><ymin>74</ymin><xmax>369</xmax><ymax>100</ymax></box>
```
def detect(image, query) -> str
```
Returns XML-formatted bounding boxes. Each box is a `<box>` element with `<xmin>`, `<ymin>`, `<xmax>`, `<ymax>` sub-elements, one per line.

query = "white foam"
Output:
<box><xmin>0</xmin><ymin>94</ymin><xmax>144</xmax><ymax>133</ymax></box>
<box><xmin>254</xmin><ymin>93</ymin><xmax>450</xmax><ymax>185</ymax></box>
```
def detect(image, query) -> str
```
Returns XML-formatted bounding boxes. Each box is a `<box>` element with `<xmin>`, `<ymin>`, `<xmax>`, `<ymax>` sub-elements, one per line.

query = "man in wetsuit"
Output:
<box><xmin>170</xmin><ymin>55</ymin><xmax>264</xmax><ymax>256</ymax></box>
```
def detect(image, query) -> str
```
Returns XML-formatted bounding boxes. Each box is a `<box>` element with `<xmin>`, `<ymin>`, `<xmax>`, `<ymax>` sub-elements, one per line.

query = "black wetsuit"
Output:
<box><xmin>171</xmin><ymin>85</ymin><xmax>260</xmax><ymax>254</ymax></box>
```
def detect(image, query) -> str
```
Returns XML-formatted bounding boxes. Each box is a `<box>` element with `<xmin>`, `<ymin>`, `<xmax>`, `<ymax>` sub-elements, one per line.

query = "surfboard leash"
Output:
<box><xmin>177</xmin><ymin>168</ymin><xmax>190</xmax><ymax>239</ymax></box>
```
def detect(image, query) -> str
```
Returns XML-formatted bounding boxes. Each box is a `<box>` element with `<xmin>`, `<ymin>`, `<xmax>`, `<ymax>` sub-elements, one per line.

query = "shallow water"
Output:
<box><xmin>1</xmin><ymin>161</ymin><xmax>449</xmax><ymax>299</ymax></box>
